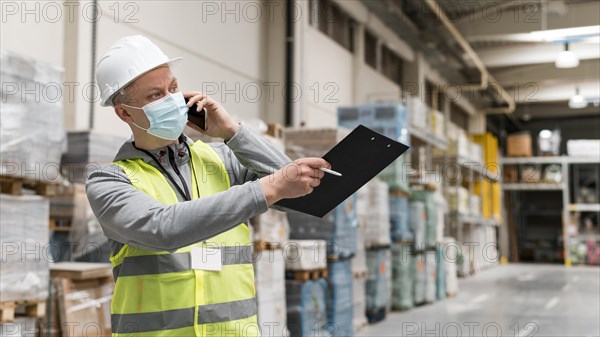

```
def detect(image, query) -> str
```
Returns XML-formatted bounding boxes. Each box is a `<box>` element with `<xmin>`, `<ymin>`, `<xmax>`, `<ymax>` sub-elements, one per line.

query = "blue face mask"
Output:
<box><xmin>122</xmin><ymin>91</ymin><xmax>188</xmax><ymax>141</ymax></box>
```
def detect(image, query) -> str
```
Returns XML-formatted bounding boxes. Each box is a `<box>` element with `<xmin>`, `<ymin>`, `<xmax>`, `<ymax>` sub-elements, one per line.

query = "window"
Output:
<box><xmin>381</xmin><ymin>45</ymin><xmax>403</xmax><ymax>86</ymax></box>
<box><xmin>310</xmin><ymin>0</ymin><xmax>355</xmax><ymax>53</ymax></box>
<box><xmin>424</xmin><ymin>80</ymin><xmax>446</xmax><ymax>110</ymax></box>
<box><xmin>364</xmin><ymin>29</ymin><xmax>377</xmax><ymax>69</ymax></box>
<box><xmin>450</xmin><ymin>102</ymin><xmax>469</xmax><ymax>130</ymax></box>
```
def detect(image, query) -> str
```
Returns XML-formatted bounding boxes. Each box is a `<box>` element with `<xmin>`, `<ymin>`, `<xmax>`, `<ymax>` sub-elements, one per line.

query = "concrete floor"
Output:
<box><xmin>357</xmin><ymin>264</ymin><xmax>600</xmax><ymax>337</ymax></box>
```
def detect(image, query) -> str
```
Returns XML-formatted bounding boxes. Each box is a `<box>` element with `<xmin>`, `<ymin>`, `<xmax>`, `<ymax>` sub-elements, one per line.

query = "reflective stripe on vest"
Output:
<box><xmin>111</xmin><ymin>298</ymin><xmax>258</xmax><ymax>333</ymax></box>
<box><xmin>111</xmin><ymin>141</ymin><xmax>258</xmax><ymax>337</ymax></box>
<box><xmin>112</xmin><ymin>246</ymin><xmax>254</xmax><ymax>281</ymax></box>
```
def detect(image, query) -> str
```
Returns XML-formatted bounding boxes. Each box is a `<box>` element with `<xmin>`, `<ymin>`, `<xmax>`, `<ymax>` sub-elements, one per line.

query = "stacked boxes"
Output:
<box><xmin>391</xmin><ymin>242</ymin><xmax>414</xmax><ymax>310</ymax></box>
<box><xmin>410</xmin><ymin>201</ymin><xmax>426</xmax><ymax>248</ymax></box>
<box><xmin>446</xmin><ymin>186</ymin><xmax>470</xmax><ymax>215</ymax></box>
<box><xmin>389</xmin><ymin>191</ymin><xmax>412</xmax><ymax>242</ymax></box>
<box><xmin>0</xmin><ymin>50</ymin><xmax>65</xmax><ymax>182</ymax></box>
<box><xmin>352</xmin><ymin>275</ymin><xmax>367</xmax><ymax>331</ymax></box>
<box><xmin>406</xmin><ymin>96</ymin><xmax>429</xmax><ymax>131</ymax></box>
<box><xmin>365</xmin><ymin>248</ymin><xmax>392</xmax><ymax>322</ymax></box>
<box><xmin>473</xmin><ymin>132</ymin><xmax>500</xmax><ymax>174</ymax></box>
<box><xmin>251</xmin><ymin>208</ymin><xmax>289</xmax><ymax>247</ymax></box>
<box><xmin>284</xmin><ymin>240</ymin><xmax>327</xmax><ymax>271</ymax></box>
<box><xmin>288</xmin><ymin>195</ymin><xmax>357</xmax><ymax>258</ymax></box>
<box><xmin>286</xmin><ymin>279</ymin><xmax>328</xmax><ymax>337</ymax></box>
<box><xmin>431</xmin><ymin>110</ymin><xmax>446</xmax><ymax>141</ymax></box>
<box><xmin>442</xmin><ymin>237</ymin><xmax>460</xmax><ymax>296</ymax></box>
<box><xmin>410</xmin><ymin>190</ymin><xmax>438</xmax><ymax>249</ymax></box>
<box><xmin>357</xmin><ymin>180</ymin><xmax>391</xmax><ymax>248</ymax></box>
<box><xmin>0</xmin><ymin>194</ymin><xmax>50</xmax><ymax>302</ymax></box>
<box><xmin>436</xmin><ymin>248</ymin><xmax>447</xmax><ymax>300</ymax></box>
<box><xmin>254</xmin><ymin>249</ymin><xmax>288</xmax><ymax>337</ymax></box>
<box><xmin>284</xmin><ymin>127</ymin><xmax>351</xmax><ymax>159</ymax></box>
<box><xmin>338</xmin><ymin>104</ymin><xmax>410</xmax><ymax>192</ymax></box>
<box><xmin>326</xmin><ymin>259</ymin><xmax>354</xmax><ymax>337</ymax></box>
<box><xmin>414</xmin><ymin>250</ymin><xmax>437</xmax><ymax>305</ymax></box>
<box><xmin>60</xmin><ymin>132</ymin><xmax>128</xmax><ymax>184</ymax></box>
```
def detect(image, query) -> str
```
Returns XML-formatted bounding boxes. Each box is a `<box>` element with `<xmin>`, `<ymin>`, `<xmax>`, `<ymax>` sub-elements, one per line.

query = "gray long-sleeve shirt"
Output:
<box><xmin>86</xmin><ymin>125</ymin><xmax>291</xmax><ymax>254</ymax></box>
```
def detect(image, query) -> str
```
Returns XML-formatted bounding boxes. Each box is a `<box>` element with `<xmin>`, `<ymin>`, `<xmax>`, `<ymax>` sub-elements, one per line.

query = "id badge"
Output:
<box><xmin>190</xmin><ymin>247</ymin><xmax>222</xmax><ymax>271</ymax></box>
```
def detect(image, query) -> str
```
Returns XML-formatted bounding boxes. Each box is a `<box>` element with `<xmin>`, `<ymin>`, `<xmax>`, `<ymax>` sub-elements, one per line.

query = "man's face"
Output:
<box><xmin>119</xmin><ymin>66</ymin><xmax>180</xmax><ymax>128</ymax></box>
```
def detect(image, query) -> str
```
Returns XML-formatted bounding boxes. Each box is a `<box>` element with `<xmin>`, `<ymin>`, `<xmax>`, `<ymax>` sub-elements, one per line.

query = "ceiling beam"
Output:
<box><xmin>492</xmin><ymin>59</ymin><xmax>600</xmax><ymax>86</ymax></box>
<box><xmin>454</xmin><ymin>1</ymin><xmax>600</xmax><ymax>37</ymax></box>
<box><xmin>476</xmin><ymin>43</ymin><xmax>600</xmax><ymax>68</ymax></box>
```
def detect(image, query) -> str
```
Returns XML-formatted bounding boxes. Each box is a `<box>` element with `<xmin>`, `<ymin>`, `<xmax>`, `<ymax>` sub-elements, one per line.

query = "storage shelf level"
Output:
<box><xmin>568</xmin><ymin>204</ymin><xmax>600</xmax><ymax>212</ymax></box>
<box><xmin>501</xmin><ymin>156</ymin><xmax>600</xmax><ymax>165</ymax></box>
<box><xmin>410</xmin><ymin>124</ymin><xmax>448</xmax><ymax>151</ymax></box>
<box><xmin>503</xmin><ymin>183</ymin><xmax>564</xmax><ymax>191</ymax></box>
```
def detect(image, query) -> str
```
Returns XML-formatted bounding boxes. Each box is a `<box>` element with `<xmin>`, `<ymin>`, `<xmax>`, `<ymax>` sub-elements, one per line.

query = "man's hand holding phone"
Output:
<box><xmin>183</xmin><ymin>91</ymin><xmax>240</xmax><ymax>141</ymax></box>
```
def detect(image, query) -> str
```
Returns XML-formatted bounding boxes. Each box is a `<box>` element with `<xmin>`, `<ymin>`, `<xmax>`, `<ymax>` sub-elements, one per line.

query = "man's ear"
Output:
<box><xmin>114</xmin><ymin>104</ymin><xmax>132</xmax><ymax>123</ymax></box>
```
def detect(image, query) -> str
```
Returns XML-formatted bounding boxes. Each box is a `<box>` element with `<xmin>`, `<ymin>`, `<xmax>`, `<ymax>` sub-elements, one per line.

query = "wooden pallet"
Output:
<box><xmin>285</xmin><ymin>269</ymin><xmax>328</xmax><ymax>281</ymax></box>
<box><xmin>352</xmin><ymin>270</ymin><xmax>368</xmax><ymax>278</ymax></box>
<box><xmin>0</xmin><ymin>176</ymin><xmax>58</xmax><ymax>196</ymax></box>
<box><xmin>0</xmin><ymin>299</ymin><xmax>46</xmax><ymax>323</ymax></box>
<box><xmin>253</xmin><ymin>240</ymin><xmax>282</xmax><ymax>251</ymax></box>
<box><xmin>447</xmin><ymin>291</ymin><xmax>458</xmax><ymax>298</ymax></box>
<box><xmin>49</xmin><ymin>217</ymin><xmax>73</xmax><ymax>232</ymax></box>
<box><xmin>327</xmin><ymin>253</ymin><xmax>355</xmax><ymax>261</ymax></box>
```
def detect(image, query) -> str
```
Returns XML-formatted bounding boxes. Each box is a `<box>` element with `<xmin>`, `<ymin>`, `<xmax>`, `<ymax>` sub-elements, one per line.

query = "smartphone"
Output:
<box><xmin>185</xmin><ymin>98</ymin><xmax>207</xmax><ymax>130</ymax></box>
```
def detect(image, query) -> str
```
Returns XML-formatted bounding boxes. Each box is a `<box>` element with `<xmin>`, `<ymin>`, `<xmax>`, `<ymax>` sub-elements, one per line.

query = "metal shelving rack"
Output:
<box><xmin>500</xmin><ymin>155</ymin><xmax>600</xmax><ymax>266</ymax></box>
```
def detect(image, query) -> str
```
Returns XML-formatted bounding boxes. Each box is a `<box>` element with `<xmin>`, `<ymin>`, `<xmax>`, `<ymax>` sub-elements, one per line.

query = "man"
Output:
<box><xmin>87</xmin><ymin>35</ymin><xmax>329</xmax><ymax>336</ymax></box>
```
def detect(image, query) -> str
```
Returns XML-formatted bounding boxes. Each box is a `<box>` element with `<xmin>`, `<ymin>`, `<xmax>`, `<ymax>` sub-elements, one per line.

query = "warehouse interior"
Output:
<box><xmin>1</xmin><ymin>0</ymin><xmax>599</xmax><ymax>336</ymax></box>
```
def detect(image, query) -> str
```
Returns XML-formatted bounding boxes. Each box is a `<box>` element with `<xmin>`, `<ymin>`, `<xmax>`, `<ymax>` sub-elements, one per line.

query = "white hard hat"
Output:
<box><xmin>96</xmin><ymin>35</ymin><xmax>182</xmax><ymax>106</ymax></box>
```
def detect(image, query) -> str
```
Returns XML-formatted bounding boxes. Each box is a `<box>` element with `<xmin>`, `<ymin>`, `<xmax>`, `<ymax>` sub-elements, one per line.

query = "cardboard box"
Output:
<box><xmin>507</xmin><ymin>132</ymin><xmax>532</xmax><ymax>157</ymax></box>
<box><xmin>521</xmin><ymin>164</ymin><xmax>541</xmax><ymax>183</ymax></box>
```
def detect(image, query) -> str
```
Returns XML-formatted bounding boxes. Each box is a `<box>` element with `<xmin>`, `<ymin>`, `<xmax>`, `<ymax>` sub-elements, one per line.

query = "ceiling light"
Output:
<box><xmin>555</xmin><ymin>43</ymin><xmax>579</xmax><ymax>68</ymax></box>
<box><xmin>568</xmin><ymin>87</ymin><xmax>588</xmax><ymax>109</ymax></box>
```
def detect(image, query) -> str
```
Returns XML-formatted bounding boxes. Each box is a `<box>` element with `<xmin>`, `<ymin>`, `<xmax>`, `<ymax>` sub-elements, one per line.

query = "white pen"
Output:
<box><xmin>319</xmin><ymin>167</ymin><xmax>343</xmax><ymax>177</ymax></box>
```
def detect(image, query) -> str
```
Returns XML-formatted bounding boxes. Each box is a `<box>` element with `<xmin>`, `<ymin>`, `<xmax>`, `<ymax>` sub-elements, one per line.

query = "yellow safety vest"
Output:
<box><xmin>111</xmin><ymin>141</ymin><xmax>259</xmax><ymax>337</ymax></box>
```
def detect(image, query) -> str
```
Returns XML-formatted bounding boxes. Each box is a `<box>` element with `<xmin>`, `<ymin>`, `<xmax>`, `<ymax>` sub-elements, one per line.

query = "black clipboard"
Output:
<box><xmin>275</xmin><ymin>125</ymin><xmax>410</xmax><ymax>217</ymax></box>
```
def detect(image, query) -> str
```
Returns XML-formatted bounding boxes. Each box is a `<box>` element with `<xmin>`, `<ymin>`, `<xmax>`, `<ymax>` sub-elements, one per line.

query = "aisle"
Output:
<box><xmin>356</xmin><ymin>264</ymin><xmax>600</xmax><ymax>337</ymax></box>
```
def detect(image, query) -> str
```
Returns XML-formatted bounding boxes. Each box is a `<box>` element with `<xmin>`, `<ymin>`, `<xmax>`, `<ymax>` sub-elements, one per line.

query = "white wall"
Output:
<box><xmin>1</xmin><ymin>0</ymin><xmax>284</xmax><ymax>136</ymax></box>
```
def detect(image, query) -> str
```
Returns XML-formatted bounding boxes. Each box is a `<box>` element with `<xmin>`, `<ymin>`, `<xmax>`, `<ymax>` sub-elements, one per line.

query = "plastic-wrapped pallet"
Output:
<box><xmin>436</xmin><ymin>248</ymin><xmax>447</xmax><ymax>300</ymax></box>
<box><xmin>405</xmin><ymin>96</ymin><xmax>429</xmax><ymax>131</ymax></box>
<box><xmin>415</xmin><ymin>250</ymin><xmax>437</xmax><ymax>304</ymax></box>
<box><xmin>446</xmin><ymin>186</ymin><xmax>470</xmax><ymax>215</ymax></box>
<box><xmin>442</xmin><ymin>237</ymin><xmax>459</xmax><ymax>296</ymax></box>
<box><xmin>365</xmin><ymin>248</ymin><xmax>392</xmax><ymax>315</ymax></box>
<box><xmin>410</xmin><ymin>201</ymin><xmax>426</xmax><ymax>248</ymax></box>
<box><xmin>390</xmin><ymin>192</ymin><xmax>412</xmax><ymax>242</ymax></box>
<box><xmin>338</xmin><ymin>104</ymin><xmax>410</xmax><ymax>192</ymax></box>
<box><xmin>352</xmin><ymin>276</ymin><xmax>367</xmax><ymax>331</ymax></box>
<box><xmin>470</xmin><ymin>194</ymin><xmax>482</xmax><ymax>217</ymax></box>
<box><xmin>337</xmin><ymin>104</ymin><xmax>409</xmax><ymax>145</ymax></box>
<box><xmin>411</xmin><ymin>190</ymin><xmax>438</xmax><ymax>249</ymax></box>
<box><xmin>254</xmin><ymin>249</ymin><xmax>288</xmax><ymax>337</ymax></box>
<box><xmin>357</xmin><ymin>179</ymin><xmax>391</xmax><ymax>248</ymax></box>
<box><xmin>352</xmin><ymin>222</ymin><xmax>367</xmax><ymax>275</ymax></box>
<box><xmin>284</xmin><ymin>240</ymin><xmax>327</xmax><ymax>271</ymax></box>
<box><xmin>286</xmin><ymin>279</ymin><xmax>327</xmax><ymax>337</ymax></box>
<box><xmin>288</xmin><ymin>195</ymin><xmax>357</xmax><ymax>258</ymax></box>
<box><xmin>413</xmin><ymin>252</ymin><xmax>426</xmax><ymax>304</ymax></box>
<box><xmin>60</xmin><ymin>131</ymin><xmax>129</xmax><ymax>183</ymax></box>
<box><xmin>434</xmin><ymin>193</ymin><xmax>447</xmax><ymax>243</ymax></box>
<box><xmin>391</xmin><ymin>242</ymin><xmax>414</xmax><ymax>310</ymax></box>
<box><xmin>0</xmin><ymin>194</ymin><xmax>50</xmax><ymax>302</ymax></box>
<box><xmin>469</xmin><ymin>141</ymin><xmax>483</xmax><ymax>164</ymax></box>
<box><xmin>251</xmin><ymin>208</ymin><xmax>289</xmax><ymax>247</ymax></box>
<box><xmin>326</xmin><ymin>259</ymin><xmax>353</xmax><ymax>337</ymax></box>
<box><xmin>1</xmin><ymin>50</ymin><xmax>66</xmax><ymax>182</ymax></box>
<box><xmin>284</xmin><ymin>127</ymin><xmax>351</xmax><ymax>159</ymax></box>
